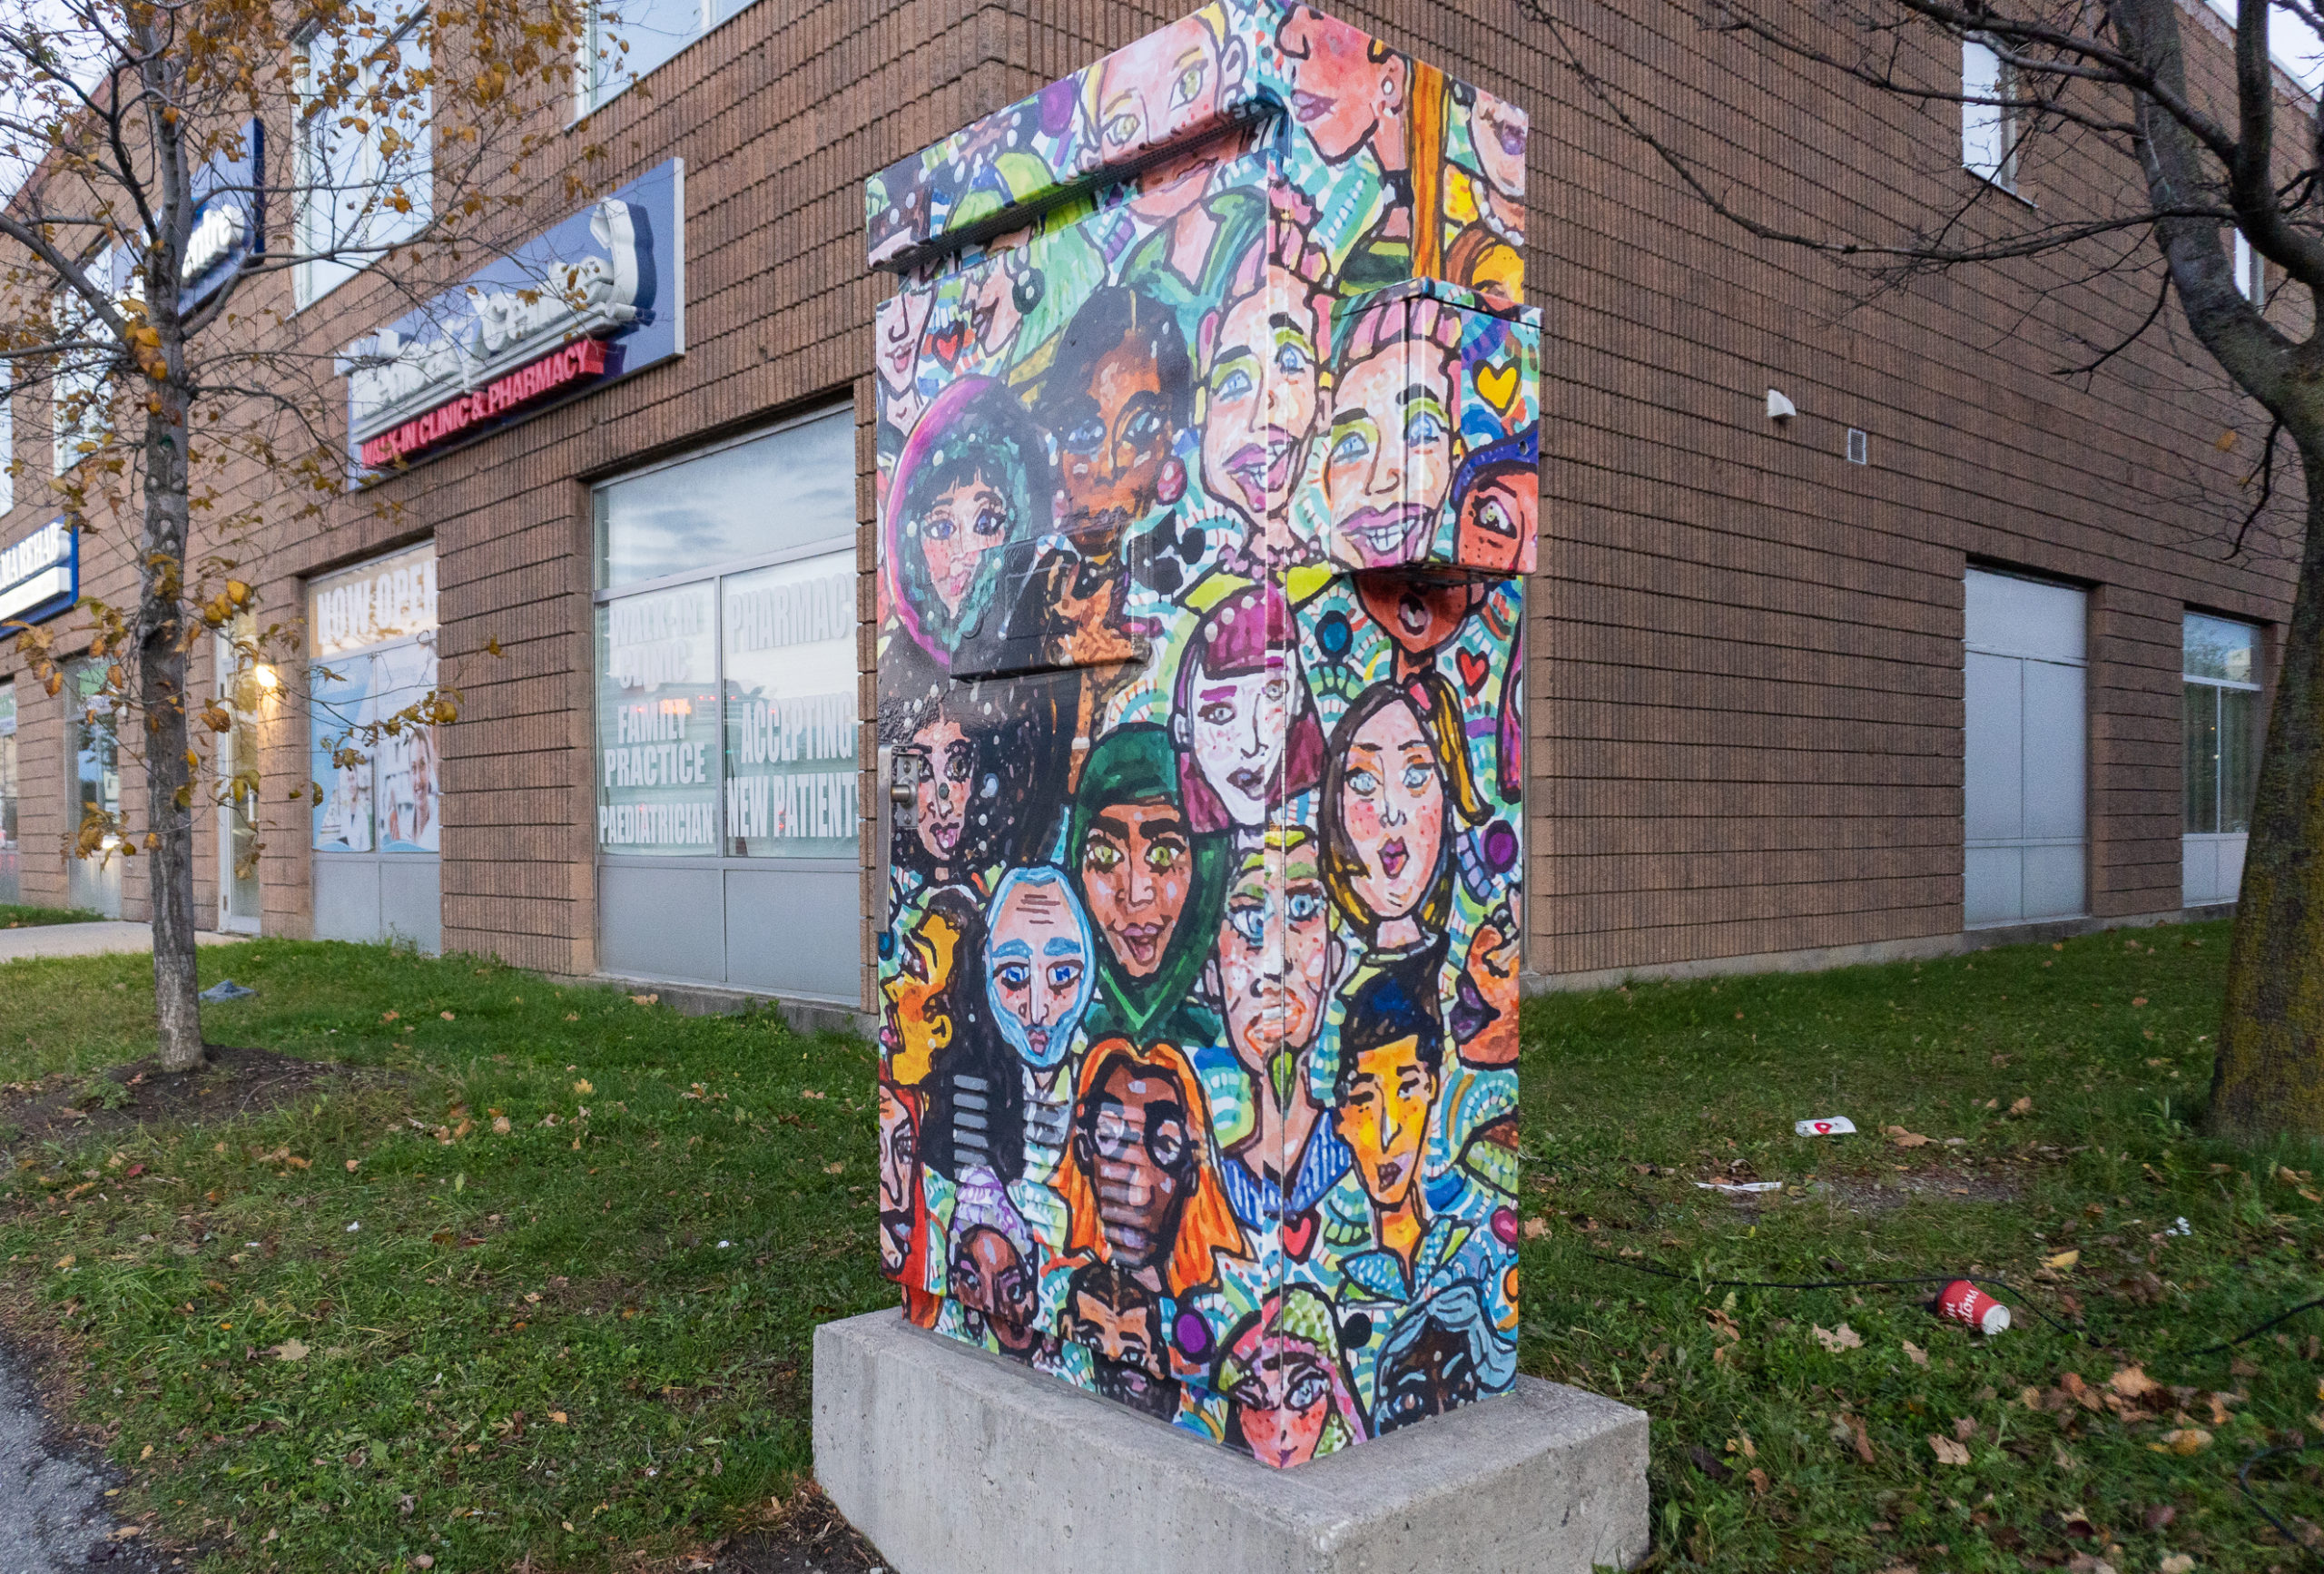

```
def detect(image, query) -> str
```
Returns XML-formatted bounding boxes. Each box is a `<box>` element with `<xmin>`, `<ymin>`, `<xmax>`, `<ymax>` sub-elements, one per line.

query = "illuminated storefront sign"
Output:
<box><xmin>338</xmin><ymin>160</ymin><xmax>684</xmax><ymax>475</ymax></box>
<box><xmin>0</xmin><ymin>518</ymin><xmax>77</xmax><ymax>627</ymax></box>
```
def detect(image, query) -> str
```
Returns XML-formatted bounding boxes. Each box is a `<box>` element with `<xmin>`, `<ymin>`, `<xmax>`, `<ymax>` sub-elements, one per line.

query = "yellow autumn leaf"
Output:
<box><xmin>574</xmin><ymin>1079</ymin><xmax>594</xmax><ymax>1095</ymax></box>
<box><xmin>2043</xmin><ymin>1249</ymin><xmax>2081</xmax><ymax>1269</ymax></box>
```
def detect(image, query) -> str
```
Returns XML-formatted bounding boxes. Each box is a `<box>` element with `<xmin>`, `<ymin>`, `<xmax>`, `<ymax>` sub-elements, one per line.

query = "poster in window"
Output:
<box><xmin>310</xmin><ymin>653</ymin><xmax>375</xmax><ymax>852</ymax></box>
<box><xmin>721</xmin><ymin>557</ymin><xmax>857</xmax><ymax>859</ymax></box>
<box><xmin>596</xmin><ymin>581</ymin><xmax>719</xmax><ymax>855</ymax></box>
<box><xmin>372</xmin><ymin>636</ymin><xmax>440</xmax><ymax>852</ymax></box>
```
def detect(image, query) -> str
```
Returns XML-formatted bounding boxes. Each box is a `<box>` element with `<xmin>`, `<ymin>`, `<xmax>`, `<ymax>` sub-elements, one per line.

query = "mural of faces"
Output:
<box><xmin>1200</xmin><ymin>279</ymin><xmax>1322</xmax><ymax>533</ymax></box>
<box><xmin>1212</xmin><ymin>831</ymin><xmax>1332</xmax><ymax>1067</ymax></box>
<box><xmin>1325</xmin><ymin>302</ymin><xmax>1460</xmax><ymax>569</ymax></box>
<box><xmin>985</xmin><ymin>866</ymin><xmax>1096</xmax><ymax>1071</ymax></box>
<box><xmin>870</xmin><ymin>0</ymin><xmax>1536</xmax><ymax>1461</ymax></box>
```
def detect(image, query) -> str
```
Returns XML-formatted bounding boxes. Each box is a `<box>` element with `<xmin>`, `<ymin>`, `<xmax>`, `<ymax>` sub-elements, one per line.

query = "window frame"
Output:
<box><xmin>1962</xmin><ymin>34</ymin><xmax>2020</xmax><ymax>193</ymax></box>
<box><xmin>575</xmin><ymin>0</ymin><xmax>763</xmax><ymax>119</ymax></box>
<box><xmin>294</xmin><ymin>2</ymin><xmax>435</xmax><ymax>309</ymax></box>
<box><xmin>2233</xmin><ymin>231</ymin><xmax>2267</xmax><ymax>308</ymax></box>
<box><xmin>2183</xmin><ymin>613</ymin><xmax>2261</xmax><ymax>838</ymax></box>
<box><xmin>590</xmin><ymin>402</ymin><xmax>860</xmax><ymax>865</ymax></box>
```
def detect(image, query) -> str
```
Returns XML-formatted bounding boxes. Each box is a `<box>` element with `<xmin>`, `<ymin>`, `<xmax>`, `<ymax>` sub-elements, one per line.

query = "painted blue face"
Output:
<box><xmin>985</xmin><ymin>867</ymin><xmax>1097</xmax><ymax>1071</ymax></box>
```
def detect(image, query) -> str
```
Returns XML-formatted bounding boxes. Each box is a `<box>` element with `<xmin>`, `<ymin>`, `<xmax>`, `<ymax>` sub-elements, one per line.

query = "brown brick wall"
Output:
<box><xmin>0</xmin><ymin>0</ymin><xmax>2300</xmax><ymax>1007</ymax></box>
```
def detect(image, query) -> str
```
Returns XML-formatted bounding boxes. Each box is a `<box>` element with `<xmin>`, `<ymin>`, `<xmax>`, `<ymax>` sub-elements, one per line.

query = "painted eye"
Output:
<box><xmin>1170</xmin><ymin>62</ymin><xmax>1206</xmax><ymax>108</ymax></box>
<box><xmin>1347</xmin><ymin>767</ymin><xmax>1379</xmax><ymax>796</ymax></box>
<box><xmin>1120</xmin><ymin>407</ymin><xmax>1165</xmax><ymax>448</ymax></box>
<box><xmin>1198</xmin><ymin>702</ymin><xmax>1235</xmax><ymax>726</ymax></box>
<box><xmin>1213</xmin><ymin>368</ymin><xmax>1254</xmax><ymax>402</ymax></box>
<box><xmin>1402</xmin><ymin>763</ymin><xmax>1433</xmax><ymax>792</ymax></box>
<box><xmin>1105</xmin><ymin>113</ymin><xmax>1141</xmax><ymax>146</ymax></box>
<box><xmin>1405</xmin><ymin>410</ymin><xmax>1446</xmax><ymax>445</ymax></box>
<box><xmin>1145</xmin><ymin>841</ymin><xmax>1183</xmax><ymax>871</ymax></box>
<box><xmin>1329</xmin><ymin>431</ymin><xmax>1370</xmax><ymax>467</ymax></box>
<box><xmin>1285</xmin><ymin>890</ymin><xmax>1323</xmax><ymax>923</ymax></box>
<box><xmin>1475</xmin><ymin>498</ymin><xmax>1515</xmax><ymax>537</ymax></box>
<box><xmin>994</xmin><ymin>963</ymin><xmax>1029</xmax><ymax>992</ymax></box>
<box><xmin>1284</xmin><ymin>1370</ymin><xmax>1330</xmax><ymax>1411</ymax></box>
<box><xmin>1261</xmin><ymin>675</ymin><xmax>1289</xmax><ymax>703</ymax></box>
<box><xmin>1047</xmin><ymin>960</ymin><xmax>1084</xmax><ymax>991</ymax></box>
<box><xmin>1063</xmin><ymin>418</ymin><xmax>1106</xmax><ymax>454</ymax></box>
<box><xmin>1084</xmin><ymin>841</ymin><xmax>1123</xmax><ymax>872</ymax></box>
<box><xmin>1275</xmin><ymin>343</ymin><xmax>1312</xmax><ymax>376</ymax></box>
<box><xmin>921</xmin><ymin>514</ymin><xmax>955</xmax><ymax>540</ymax></box>
<box><xmin>1147</xmin><ymin>1120</ymin><xmax>1187</xmax><ymax>1169</ymax></box>
<box><xmin>1227</xmin><ymin>904</ymin><xmax>1265</xmax><ymax>947</ymax></box>
<box><xmin>973</xmin><ymin>505</ymin><xmax>1008</xmax><ymax>537</ymax></box>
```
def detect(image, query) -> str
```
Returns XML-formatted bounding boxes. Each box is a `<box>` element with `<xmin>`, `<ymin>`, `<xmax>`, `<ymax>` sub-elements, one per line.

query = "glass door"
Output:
<box><xmin>216</xmin><ymin>617</ymin><xmax>263</xmax><ymax>931</ymax></box>
<box><xmin>68</xmin><ymin>661</ymin><xmax>123</xmax><ymax>919</ymax></box>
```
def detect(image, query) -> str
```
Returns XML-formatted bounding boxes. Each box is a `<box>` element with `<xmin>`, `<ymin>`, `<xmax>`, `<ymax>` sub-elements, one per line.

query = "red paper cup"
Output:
<box><xmin>1935</xmin><ymin>1279</ymin><xmax>2011</xmax><ymax>1334</ymax></box>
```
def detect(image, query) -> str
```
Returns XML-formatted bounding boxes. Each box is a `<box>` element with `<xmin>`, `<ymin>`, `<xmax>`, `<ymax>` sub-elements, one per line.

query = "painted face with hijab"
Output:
<box><xmin>984</xmin><ymin>866</ymin><xmax>1097</xmax><ymax>1072</ymax></box>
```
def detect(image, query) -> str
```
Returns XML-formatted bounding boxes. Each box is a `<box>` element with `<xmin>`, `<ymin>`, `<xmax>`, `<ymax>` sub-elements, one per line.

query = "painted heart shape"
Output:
<box><xmin>1476</xmin><ymin>360</ymin><xmax>1521</xmax><ymax>412</ymax></box>
<box><xmin>1281</xmin><ymin>1210</ymin><xmax>1318</xmax><ymax>1262</ymax></box>
<box><xmin>1457</xmin><ymin>648</ymin><xmax>1492</xmax><ymax>695</ymax></box>
<box><xmin>926</xmin><ymin>318</ymin><xmax>970</xmax><ymax>366</ymax></box>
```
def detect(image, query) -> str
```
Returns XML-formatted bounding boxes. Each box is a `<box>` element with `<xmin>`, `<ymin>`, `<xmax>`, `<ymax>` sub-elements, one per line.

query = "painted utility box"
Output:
<box><xmin>870</xmin><ymin>0</ymin><xmax>1538</xmax><ymax>1465</ymax></box>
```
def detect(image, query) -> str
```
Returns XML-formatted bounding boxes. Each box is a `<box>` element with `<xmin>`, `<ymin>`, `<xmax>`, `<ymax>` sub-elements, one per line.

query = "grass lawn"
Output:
<box><xmin>0</xmin><ymin>922</ymin><xmax>2319</xmax><ymax>1573</ymax></box>
<box><xmin>1</xmin><ymin>901</ymin><xmax>109</xmax><ymax>927</ymax></box>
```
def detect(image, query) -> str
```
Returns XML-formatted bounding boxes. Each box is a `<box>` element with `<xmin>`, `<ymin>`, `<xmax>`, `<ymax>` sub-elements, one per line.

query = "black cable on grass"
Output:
<box><xmin>1582</xmin><ymin>1253</ymin><xmax>2088</xmax><ymax>1338</ymax></box>
<box><xmin>2236</xmin><ymin>1441</ymin><xmax>2324</xmax><ymax>1568</ymax></box>
<box><xmin>2188</xmin><ymin>1293</ymin><xmax>2324</xmax><ymax>1356</ymax></box>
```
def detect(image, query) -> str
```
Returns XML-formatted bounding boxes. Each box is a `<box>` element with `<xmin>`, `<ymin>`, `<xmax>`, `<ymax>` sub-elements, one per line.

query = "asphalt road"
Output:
<box><xmin>0</xmin><ymin>1343</ymin><xmax>153</xmax><ymax>1574</ymax></box>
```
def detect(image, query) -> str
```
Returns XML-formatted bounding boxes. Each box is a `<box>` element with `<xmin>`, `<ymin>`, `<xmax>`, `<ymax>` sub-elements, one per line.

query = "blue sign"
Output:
<box><xmin>339</xmin><ymin>160</ymin><xmax>684</xmax><ymax>474</ymax></box>
<box><xmin>182</xmin><ymin>121</ymin><xmax>263</xmax><ymax>310</ymax></box>
<box><xmin>0</xmin><ymin>518</ymin><xmax>78</xmax><ymax>629</ymax></box>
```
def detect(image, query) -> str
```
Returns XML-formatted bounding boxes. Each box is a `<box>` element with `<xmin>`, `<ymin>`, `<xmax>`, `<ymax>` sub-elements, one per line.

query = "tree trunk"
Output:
<box><xmin>2205</xmin><ymin>427</ymin><xmax>2324</xmax><ymax>1140</ymax></box>
<box><xmin>142</xmin><ymin>376</ymin><xmax>203</xmax><ymax>1075</ymax></box>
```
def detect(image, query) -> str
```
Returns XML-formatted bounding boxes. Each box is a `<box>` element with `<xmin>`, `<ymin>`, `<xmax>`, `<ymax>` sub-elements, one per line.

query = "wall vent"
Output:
<box><xmin>1846</xmin><ymin>428</ymin><xmax>1869</xmax><ymax>465</ymax></box>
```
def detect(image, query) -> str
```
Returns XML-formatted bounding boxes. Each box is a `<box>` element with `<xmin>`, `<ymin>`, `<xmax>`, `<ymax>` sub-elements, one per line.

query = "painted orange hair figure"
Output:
<box><xmin>1059</xmin><ymin>1037</ymin><xmax>1246</xmax><ymax>1300</ymax></box>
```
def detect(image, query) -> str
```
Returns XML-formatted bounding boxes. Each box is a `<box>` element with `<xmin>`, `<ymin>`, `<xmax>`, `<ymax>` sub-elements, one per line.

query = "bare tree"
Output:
<box><xmin>0</xmin><ymin>0</ymin><xmax>597</xmax><ymax>1071</ymax></box>
<box><xmin>1527</xmin><ymin>0</ymin><xmax>2324</xmax><ymax>1141</ymax></box>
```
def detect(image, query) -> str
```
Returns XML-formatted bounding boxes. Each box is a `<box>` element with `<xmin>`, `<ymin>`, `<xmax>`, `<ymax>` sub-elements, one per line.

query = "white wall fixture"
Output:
<box><xmin>1766</xmin><ymin>389</ymin><xmax>1797</xmax><ymax>421</ymax></box>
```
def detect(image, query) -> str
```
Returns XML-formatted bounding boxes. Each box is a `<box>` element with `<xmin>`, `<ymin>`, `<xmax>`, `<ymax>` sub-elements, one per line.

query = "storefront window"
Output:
<box><xmin>2184</xmin><ymin>612</ymin><xmax>2261</xmax><ymax>907</ymax></box>
<box><xmin>309</xmin><ymin>542</ymin><xmax>439</xmax><ymax>854</ymax></box>
<box><xmin>216</xmin><ymin>614</ymin><xmax>263</xmax><ymax>929</ymax></box>
<box><xmin>594</xmin><ymin>405</ymin><xmax>859</xmax><ymax>859</ymax></box>
<box><xmin>72</xmin><ymin>661</ymin><xmax>122</xmax><ymax>836</ymax></box>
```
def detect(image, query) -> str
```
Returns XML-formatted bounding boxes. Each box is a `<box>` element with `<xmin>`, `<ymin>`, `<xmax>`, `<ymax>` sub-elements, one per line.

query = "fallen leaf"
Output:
<box><xmin>2144</xmin><ymin>1505</ymin><xmax>2178</xmax><ymax>1531</ymax></box>
<box><xmin>276</xmin><ymin>1338</ymin><xmax>309</xmax><ymax>1362</ymax></box>
<box><xmin>345</xmin><ymin>1158</ymin><xmax>360</xmax><ymax>1172</ymax></box>
<box><xmin>1746</xmin><ymin>1466</ymin><xmax>1770</xmax><ymax>1495</ymax></box>
<box><xmin>2010</xmin><ymin>1097</ymin><xmax>2033</xmax><ymax>1115</ymax></box>
<box><xmin>2132</xmin><ymin>997</ymin><xmax>2147</xmax><ymax>1007</ymax></box>
<box><xmin>1876</xmin><ymin>1564</ymin><xmax>1917</xmax><ymax>1574</ymax></box>
<box><xmin>1521</xmin><ymin>1215</ymin><xmax>1548</xmax><ymax>1239</ymax></box>
<box><xmin>492</xmin><ymin>1116</ymin><xmax>512</xmax><ymax>1134</ymax></box>
<box><xmin>2043</xmin><ymin>1249</ymin><xmax>2082</xmax><ymax>1270</ymax></box>
<box><xmin>823</xmin><ymin>1161</ymin><xmax>845</xmax><ymax>1175</ymax></box>
<box><xmin>1929</xmin><ymin>1434</ymin><xmax>1971</xmax><ymax>1465</ymax></box>
<box><xmin>414</xmin><ymin>1558</ymin><xmax>435</xmax><ymax>1570</ymax></box>
<box><xmin>139</xmin><ymin>1444</ymin><xmax>152</xmax><ymax>1461</ymax></box>
<box><xmin>2107</xmin><ymin>1365</ymin><xmax>2162</xmax><ymax>1400</ymax></box>
<box><xmin>1953</xmin><ymin>1416</ymin><xmax>1978</xmax><ymax>1441</ymax></box>
<box><xmin>1688</xmin><ymin>1443</ymin><xmax>1733</xmax><ymax>1482</ymax></box>
<box><xmin>800</xmin><ymin>1088</ymin><xmax>827</xmax><ymax>1100</ymax></box>
<box><xmin>574</xmin><ymin>1079</ymin><xmax>594</xmax><ymax>1095</ymax></box>
<box><xmin>2053</xmin><ymin>1441</ymin><xmax>2082</xmax><ymax>1471</ymax></box>
<box><xmin>54</xmin><ymin>1254</ymin><xmax>74</xmax><ymax>1269</ymax></box>
<box><xmin>565</xmin><ymin>1012</ymin><xmax>579</xmax><ymax>1021</ymax></box>
<box><xmin>1902</xmin><ymin>1339</ymin><xmax>1929</xmax><ymax>1367</ymax></box>
<box><xmin>2159</xmin><ymin>1557</ymin><xmax>2194</xmax><ymax>1574</ymax></box>
<box><xmin>1813</xmin><ymin>1323</ymin><xmax>1864</xmax><ymax>1352</ymax></box>
<box><xmin>2155</xmin><ymin>1428</ymin><xmax>2213</xmax><ymax>1455</ymax></box>
<box><xmin>628</xmin><ymin>994</ymin><xmax>657</xmax><ymax>1007</ymax></box>
<box><xmin>439</xmin><ymin>1010</ymin><xmax>455</xmax><ymax>1020</ymax></box>
<box><xmin>550</xmin><ymin>1411</ymin><xmax>568</xmax><ymax>1424</ymax></box>
<box><xmin>381</xmin><ymin>1010</ymin><xmax>399</xmax><ymax>1022</ymax></box>
<box><xmin>1885</xmin><ymin>1126</ymin><xmax>1931</xmax><ymax>1148</ymax></box>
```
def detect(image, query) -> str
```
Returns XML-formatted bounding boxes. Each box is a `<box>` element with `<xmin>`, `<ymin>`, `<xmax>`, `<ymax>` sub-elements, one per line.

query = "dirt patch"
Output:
<box><xmin>0</xmin><ymin>1045</ymin><xmax>380</xmax><ymax>1152</ymax></box>
<box><xmin>1802</xmin><ymin>1166</ymin><xmax>2026</xmax><ymax>1215</ymax></box>
<box><xmin>713</xmin><ymin>1484</ymin><xmax>888</xmax><ymax>1574</ymax></box>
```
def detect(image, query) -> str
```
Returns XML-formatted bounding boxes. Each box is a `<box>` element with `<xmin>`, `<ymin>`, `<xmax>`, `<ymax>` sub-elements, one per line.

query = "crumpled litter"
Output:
<box><xmin>198</xmin><ymin>979</ymin><xmax>257</xmax><ymax>1002</ymax></box>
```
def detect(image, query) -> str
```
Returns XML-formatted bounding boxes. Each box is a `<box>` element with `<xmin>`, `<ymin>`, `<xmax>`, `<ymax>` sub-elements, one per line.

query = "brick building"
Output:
<box><xmin>0</xmin><ymin>0</ymin><xmax>2296</xmax><ymax>1019</ymax></box>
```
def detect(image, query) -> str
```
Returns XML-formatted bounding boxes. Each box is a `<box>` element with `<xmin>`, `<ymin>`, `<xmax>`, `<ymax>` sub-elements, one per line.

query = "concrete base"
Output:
<box><xmin>813</xmin><ymin>1310</ymin><xmax>1649</xmax><ymax>1574</ymax></box>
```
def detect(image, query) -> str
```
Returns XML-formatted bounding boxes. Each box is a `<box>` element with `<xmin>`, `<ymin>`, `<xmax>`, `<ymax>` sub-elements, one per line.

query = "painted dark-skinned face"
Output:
<box><xmin>1454</xmin><ymin>472</ymin><xmax>1533</xmax><ymax>573</ymax></box>
<box><xmin>1076</xmin><ymin>1059</ymin><xmax>1195</xmax><ymax>1267</ymax></box>
<box><xmin>1079</xmin><ymin>800</ymin><xmax>1192</xmax><ymax>978</ymax></box>
<box><xmin>1227</xmin><ymin>1342</ymin><xmax>1335</xmax><ymax>1468</ymax></box>
<box><xmin>876</xmin><ymin>1084</ymin><xmax>918</xmax><ymax>1274</ymax></box>
<box><xmin>950</xmin><ymin>1225</ymin><xmax>1038</xmax><ymax>1355</ymax></box>
<box><xmin>1354</xmin><ymin>575</ymin><xmax>1479</xmax><ymax>665</ymax></box>
<box><xmin>1374</xmin><ymin>1318</ymin><xmax>1482</xmax><ymax>1433</ymax></box>
<box><xmin>878</xmin><ymin>907</ymin><xmax>960</xmax><ymax>1087</ymax></box>
<box><xmin>1053</xmin><ymin>337</ymin><xmax>1173</xmax><ymax>536</ymax></box>
<box><xmin>1071</xmin><ymin>1290</ymin><xmax>1177</xmax><ymax>1418</ymax></box>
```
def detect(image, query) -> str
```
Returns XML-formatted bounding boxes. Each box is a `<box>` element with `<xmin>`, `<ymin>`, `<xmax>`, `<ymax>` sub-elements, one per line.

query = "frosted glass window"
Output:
<box><xmin>1963</xmin><ymin>38</ymin><xmax>2016</xmax><ymax>190</ymax></box>
<box><xmin>596</xmin><ymin>407</ymin><xmax>854</xmax><ymax>588</ymax></box>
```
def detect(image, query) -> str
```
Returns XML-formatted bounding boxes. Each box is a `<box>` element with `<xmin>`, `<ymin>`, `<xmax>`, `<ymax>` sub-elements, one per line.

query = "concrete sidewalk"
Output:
<box><xmin>0</xmin><ymin>922</ymin><xmax>249</xmax><ymax>966</ymax></box>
